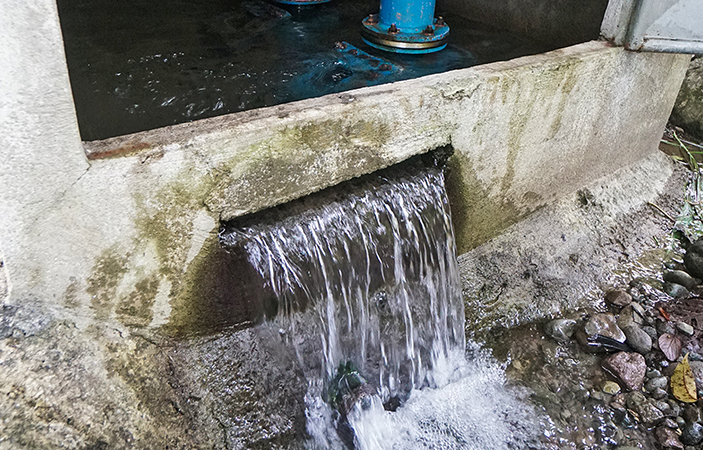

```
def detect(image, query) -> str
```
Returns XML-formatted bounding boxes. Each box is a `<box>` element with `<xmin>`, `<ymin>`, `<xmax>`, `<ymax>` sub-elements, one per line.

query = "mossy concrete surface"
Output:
<box><xmin>671</xmin><ymin>57</ymin><xmax>703</xmax><ymax>141</ymax></box>
<box><xmin>0</xmin><ymin>307</ymin><xmax>308</xmax><ymax>449</ymax></box>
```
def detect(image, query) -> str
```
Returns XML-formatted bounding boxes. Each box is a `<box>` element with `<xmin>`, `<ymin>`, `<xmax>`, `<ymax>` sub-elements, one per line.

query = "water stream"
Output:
<box><xmin>221</xmin><ymin>159</ymin><xmax>541</xmax><ymax>449</ymax></box>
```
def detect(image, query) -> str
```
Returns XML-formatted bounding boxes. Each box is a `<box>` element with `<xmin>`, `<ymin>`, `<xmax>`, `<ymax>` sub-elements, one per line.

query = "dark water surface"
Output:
<box><xmin>57</xmin><ymin>0</ymin><xmax>552</xmax><ymax>141</ymax></box>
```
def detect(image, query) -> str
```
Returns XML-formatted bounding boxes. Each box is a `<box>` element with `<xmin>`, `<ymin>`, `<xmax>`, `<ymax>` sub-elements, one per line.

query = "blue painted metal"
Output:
<box><xmin>361</xmin><ymin>0</ymin><xmax>448</xmax><ymax>54</ymax></box>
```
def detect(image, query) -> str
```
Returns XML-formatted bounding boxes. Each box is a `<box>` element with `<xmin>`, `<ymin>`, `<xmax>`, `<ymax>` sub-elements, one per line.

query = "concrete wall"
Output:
<box><xmin>0</xmin><ymin>0</ymin><xmax>691</xmax><ymax>334</ymax></box>
<box><xmin>441</xmin><ymin>0</ymin><xmax>609</xmax><ymax>47</ymax></box>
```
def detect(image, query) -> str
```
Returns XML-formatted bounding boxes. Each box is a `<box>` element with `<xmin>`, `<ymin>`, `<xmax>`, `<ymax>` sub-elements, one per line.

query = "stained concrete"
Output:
<box><xmin>460</xmin><ymin>149</ymin><xmax>687</xmax><ymax>338</ymax></box>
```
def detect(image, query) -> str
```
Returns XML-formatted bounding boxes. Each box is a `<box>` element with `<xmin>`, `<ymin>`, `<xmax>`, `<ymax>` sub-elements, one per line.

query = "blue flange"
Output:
<box><xmin>361</xmin><ymin>1</ymin><xmax>448</xmax><ymax>54</ymax></box>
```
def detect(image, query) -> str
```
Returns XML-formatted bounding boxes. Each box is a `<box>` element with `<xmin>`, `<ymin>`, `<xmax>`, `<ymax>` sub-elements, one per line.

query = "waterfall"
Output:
<box><xmin>221</xmin><ymin>158</ymin><xmax>541</xmax><ymax>449</ymax></box>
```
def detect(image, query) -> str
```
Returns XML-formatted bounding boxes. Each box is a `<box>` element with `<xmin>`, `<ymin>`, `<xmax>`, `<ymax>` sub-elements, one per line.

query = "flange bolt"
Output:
<box><xmin>388</xmin><ymin>24</ymin><xmax>399</xmax><ymax>34</ymax></box>
<box><xmin>436</xmin><ymin>16</ymin><xmax>445</xmax><ymax>26</ymax></box>
<box><xmin>423</xmin><ymin>25</ymin><xmax>434</xmax><ymax>35</ymax></box>
<box><xmin>366</xmin><ymin>14</ymin><xmax>378</xmax><ymax>24</ymax></box>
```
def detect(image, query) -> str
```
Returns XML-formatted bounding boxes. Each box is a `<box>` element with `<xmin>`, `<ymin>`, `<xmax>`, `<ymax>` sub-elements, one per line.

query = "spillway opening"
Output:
<box><xmin>208</xmin><ymin>150</ymin><xmax>543</xmax><ymax>449</ymax></box>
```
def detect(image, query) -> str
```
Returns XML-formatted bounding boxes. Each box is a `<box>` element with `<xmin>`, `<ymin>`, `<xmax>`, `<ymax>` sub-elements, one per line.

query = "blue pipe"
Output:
<box><xmin>361</xmin><ymin>0</ymin><xmax>448</xmax><ymax>54</ymax></box>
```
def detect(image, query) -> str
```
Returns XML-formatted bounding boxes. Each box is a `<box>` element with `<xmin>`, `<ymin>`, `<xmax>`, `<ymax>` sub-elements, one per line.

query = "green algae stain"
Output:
<box><xmin>116</xmin><ymin>275</ymin><xmax>160</xmax><ymax>327</ymax></box>
<box><xmin>87</xmin><ymin>248</ymin><xmax>129</xmax><ymax>320</ymax></box>
<box><xmin>163</xmin><ymin>233</ymin><xmax>272</xmax><ymax>337</ymax></box>
<box><xmin>62</xmin><ymin>276</ymin><xmax>80</xmax><ymax>309</ymax></box>
<box><xmin>446</xmin><ymin>152</ymin><xmax>524</xmax><ymax>254</ymax></box>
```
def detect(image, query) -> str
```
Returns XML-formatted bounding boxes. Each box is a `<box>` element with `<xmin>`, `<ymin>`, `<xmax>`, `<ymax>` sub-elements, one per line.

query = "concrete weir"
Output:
<box><xmin>0</xmin><ymin>0</ymin><xmax>694</xmax><ymax>446</ymax></box>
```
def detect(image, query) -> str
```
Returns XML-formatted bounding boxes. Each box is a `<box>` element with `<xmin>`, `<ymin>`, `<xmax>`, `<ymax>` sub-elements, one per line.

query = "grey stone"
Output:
<box><xmin>584</xmin><ymin>313</ymin><xmax>626</xmax><ymax>342</ymax></box>
<box><xmin>643</xmin><ymin>326</ymin><xmax>659</xmax><ymax>341</ymax></box>
<box><xmin>648</xmin><ymin>368</ymin><xmax>663</xmax><ymax>379</ymax></box>
<box><xmin>630</xmin><ymin>302</ymin><xmax>647</xmax><ymax>319</ymax></box>
<box><xmin>689</xmin><ymin>361</ymin><xmax>703</xmax><ymax>390</ymax></box>
<box><xmin>665</xmin><ymin>282</ymin><xmax>690</xmax><ymax>299</ymax></box>
<box><xmin>685</xmin><ymin>239</ymin><xmax>703</xmax><ymax>280</ymax></box>
<box><xmin>681</xmin><ymin>422</ymin><xmax>703</xmax><ymax>446</ymax></box>
<box><xmin>544</xmin><ymin>319</ymin><xmax>578</xmax><ymax>342</ymax></box>
<box><xmin>605</xmin><ymin>289</ymin><xmax>632</xmax><ymax>307</ymax></box>
<box><xmin>618</xmin><ymin>305</ymin><xmax>644</xmax><ymax>329</ymax></box>
<box><xmin>658</xmin><ymin>320</ymin><xmax>678</xmax><ymax>337</ymax></box>
<box><xmin>671</xmin><ymin>57</ymin><xmax>703</xmax><ymax>141</ymax></box>
<box><xmin>664</xmin><ymin>270</ymin><xmax>699</xmax><ymax>290</ymax></box>
<box><xmin>624</xmin><ymin>325</ymin><xmax>653</xmax><ymax>354</ymax></box>
<box><xmin>683</xmin><ymin>405</ymin><xmax>702</xmax><ymax>424</ymax></box>
<box><xmin>652</xmin><ymin>388</ymin><xmax>669</xmax><ymax>400</ymax></box>
<box><xmin>662</xmin><ymin>418</ymin><xmax>680</xmax><ymax>429</ymax></box>
<box><xmin>671</xmin><ymin>400</ymin><xmax>683</xmax><ymax>417</ymax></box>
<box><xmin>656</xmin><ymin>425</ymin><xmax>685</xmax><ymax>449</ymax></box>
<box><xmin>627</xmin><ymin>392</ymin><xmax>664</xmax><ymax>424</ymax></box>
<box><xmin>646</xmin><ymin>376</ymin><xmax>669</xmax><ymax>393</ymax></box>
<box><xmin>604</xmin><ymin>352</ymin><xmax>646</xmax><ymax>391</ymax></box>
<box><xmin>654</xmin><ymin>400</ymin><xmax>674</xmax><ymax>416</ymax></box>
<box><xmin>678</xmin><ymin>321</ymin><xmax>695</xmax><ymax>336</ymax></box>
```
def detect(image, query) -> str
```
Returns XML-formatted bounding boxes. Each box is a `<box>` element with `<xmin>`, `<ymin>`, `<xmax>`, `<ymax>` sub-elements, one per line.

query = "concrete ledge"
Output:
<box><xmin>0</xmin><ymin>39</ymin><xmax>691</xmax><ymax>331</ymax></box>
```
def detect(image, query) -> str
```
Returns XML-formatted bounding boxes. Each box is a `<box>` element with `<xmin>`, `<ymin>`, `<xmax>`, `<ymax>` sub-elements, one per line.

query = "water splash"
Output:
<box><xmin>221</xmin><ymin>160</ymin><xmax>541</xmax><ymax>449</ymax></box>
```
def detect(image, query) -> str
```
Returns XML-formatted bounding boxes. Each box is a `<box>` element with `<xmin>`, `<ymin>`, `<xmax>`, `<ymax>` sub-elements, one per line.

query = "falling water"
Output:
<box><xmin>221</xmin><ymin>158</ymin><xmax>541</xmax><ymax>449</ymax></box>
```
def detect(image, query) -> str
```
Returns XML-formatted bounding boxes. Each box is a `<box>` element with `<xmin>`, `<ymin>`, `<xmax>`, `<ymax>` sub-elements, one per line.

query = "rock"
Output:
<box><xmin>630</xmin><ymin>302</ymin><xmax>647</xmax><ymax>319</ymax></box>
<box><xmin>679</xmin><ymin>416</ymin><xmax>688</xmax><ymax>428</ymax></box>
<box><xmin>618</xmin><ymin>305</ymin><xmax>644</xmax><ymax>329</ymax></box>
<box><xmin>683</xmin><ymin>405</ymin><xmax>702</xmax><ymax>424</ymax></box>
<box><xmin>626</xmin><ymin>392</ymin><xmax>664</xmax><ymax>424</ymax></box>
<box><xmin>664</xmin><ymin>270</ymin><xmax>699</xmax><ymax>290</ymax></box>
<box><xmin>664</xmin><ymin>282</ymin><xmax>690</xmax><ymax>299</ymax></box>
<box><xmin>643</xmin><ymin>326</ymin><xmax>659</xmax><ymax>341</ymax></box>
<box><xmin>657</xmin><ymin>425</ymin><xmax>685</xmax><ymax>449</ymax></box>
<box><xmin>689</xmin><ymin>361</ymin><xmax>703</xmax><ymax>390</ymax></box>
<box><xmin>544</xmin><ymin>319</ymin><xmax>577</xmax><ymax>342</ymax></box>
<box><xmin>658</xmin><ymin>320</ymin><xmax>678</xmax><ymax>337</ymax></box>
<box><xmin>604</xmin><ymin>352</ymin><xmax>646</xmax><ymax>392</ymax></box>
<box><xmin>584</xmin><ymin>313</ymin><xmax>626</xmax><ymax>342</ymax></box>
<box><xmin>648</xmin><ymin>368</ymin><xmax>663</xmax><ymax>379</ymax></box>
<box><xmin>602</xmin><ymin>381</ymin><xmax>621</xmax><ymax>395</ymax></box>
<box><xmin>605</xmin><ymin>289</ymin><xmax>633</xmax><ymax>307</ymax></box>
<box><xmin>652</xmin><ymin>388</ymin><xmax>669</xmax><ymax>400</ymax></box>
<box><xmin>623</xmin><ymin>325</ymin><xmax>652</xmax><ymax>354</ymax></box>
<box><xmin>662</xmin><ymin>418</ymin><xmax>680</xmax><ymax>429</ymax></box>
<box><xmin>654</xmin><ymin>400</ymin><xmax>674</xmax><ymax>416</ymax></box>
<box><xmin>646</xmin><ymin>376</ymin><xmax>669</xmax><ymax>393</ymax></box>
<box><xmin>685</xmin><ymin>238</ymin><xmax>703</xmax><ymax>279</ymax></box>
<box><xmin>678</xmin><ymin>321</ymin><xmax>695</xmax><ymax>336</ymax></box>
<box><xmin>671</xmin><ymin>57</ymin><xmax>703</xmax><ymax>141</ymax></box>
<box><xmin>681</xmin><ymin>422</ymin><xmax>703</xmax><ymax>446</ymax></box>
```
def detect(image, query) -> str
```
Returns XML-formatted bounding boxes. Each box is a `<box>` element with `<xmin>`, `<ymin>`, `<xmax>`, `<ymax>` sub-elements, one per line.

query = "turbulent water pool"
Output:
<box><xmin>57</xmin><ymin>0</ymin><xmax>552</xmax><ymax>140</ymax></box>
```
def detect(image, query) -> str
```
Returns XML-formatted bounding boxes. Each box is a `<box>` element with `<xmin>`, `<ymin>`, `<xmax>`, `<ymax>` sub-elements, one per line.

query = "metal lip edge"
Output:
<box><xmin>635</xmin><ymin>37</ymin><xmax>703</xmax><ymax>55</ymax></box>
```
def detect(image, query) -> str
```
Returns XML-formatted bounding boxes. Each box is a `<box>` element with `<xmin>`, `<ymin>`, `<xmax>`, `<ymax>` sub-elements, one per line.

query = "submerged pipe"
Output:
<box><xmin>361</xmin><ymin>0</ymin><xmax>448</xmax><ymax>54</ymax></box>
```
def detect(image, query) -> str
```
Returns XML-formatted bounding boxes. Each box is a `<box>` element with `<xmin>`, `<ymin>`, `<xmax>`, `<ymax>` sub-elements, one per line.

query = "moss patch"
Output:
<box><xmin>116</xmin><ymin>275</ymin><xmax>160</xmax><ymax>327</ymax></box>
<box><xmin>87</xmin><ymin>248</ymin><xmax>129</xmax><ymax>320</ymax></box>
